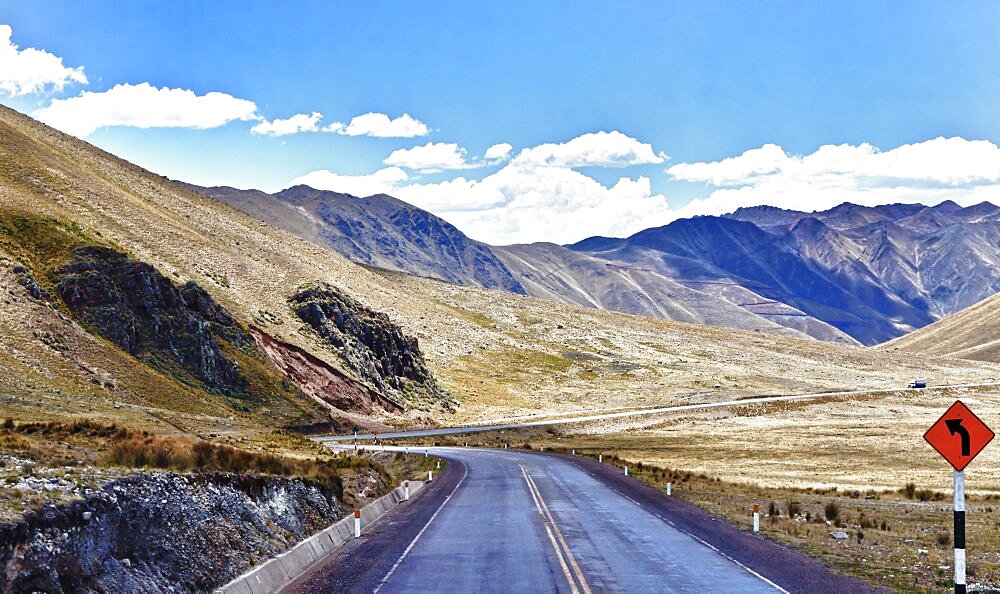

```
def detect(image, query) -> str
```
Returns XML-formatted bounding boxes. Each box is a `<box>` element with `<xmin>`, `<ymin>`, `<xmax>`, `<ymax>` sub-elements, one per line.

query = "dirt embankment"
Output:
<box><xmin>0</xmin><ymin>472</ymin><xmax>343</xmax><ymax>593</ymax></box>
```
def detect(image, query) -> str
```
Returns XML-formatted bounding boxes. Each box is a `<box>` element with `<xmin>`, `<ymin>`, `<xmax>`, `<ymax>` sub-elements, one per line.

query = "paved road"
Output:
<box><xmin>287</xmin><ymin>446</ymin><xmax>877</xmax><ymax>593</ymax></box>
<box><xmin>313</xmin><ymin>381</ymin><xmax>1000</xmax><ymax>442</ymax></box>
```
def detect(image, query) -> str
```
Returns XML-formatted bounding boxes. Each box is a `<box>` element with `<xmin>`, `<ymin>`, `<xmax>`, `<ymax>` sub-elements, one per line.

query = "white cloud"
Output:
<box><xmin>515</xmin><ymin>130</ymin><xmax>666</xmax><ymax>168</ymax></box>
<box><xmin>484</xmin><ymin>142</ymin><xmax>513</xmax><ymax>162</ymax></box>
<box><xmin>667</xmin><ymin>137</ymin><xmax>1000</xmax><ymax>218</ymax></box>
<box><xmin>286</xmin><ymin>166</ymin><xmax>410</xmax><ymax>198</ymax></box>
<box><xmin>383</xmin><ymin>142</ymin><xmax>474</xmax><ymax>173</ymax></box>
<box><xmin>325</xmin><ymin>112</ymin><xmax>429</xmax><ymax>138</ymax></box>
<box><xmin>0</xmin><ymin>24</ymin><xmax>87</xmax><ymax>97</ymax></box>
<box><xmin>251</xmin><ymin>111</ymin><xmax>322</xmax><ymax>136</ymax></box>
<box><xmin>286</xmin><ymin>130</ymin><xmax>672</xmax><ymax>244</ymax></box>
<box><xmin>33</xmin><ymin>82</ymin><xmax>258</xmax><ymax>138</ymax></box>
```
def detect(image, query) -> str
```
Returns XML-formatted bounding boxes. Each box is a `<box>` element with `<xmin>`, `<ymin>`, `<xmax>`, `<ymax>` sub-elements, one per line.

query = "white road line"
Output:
<box><xmin>373</xmin><ymin>461</ymin><xmax>469</xmax><ymax>593</ymax></box>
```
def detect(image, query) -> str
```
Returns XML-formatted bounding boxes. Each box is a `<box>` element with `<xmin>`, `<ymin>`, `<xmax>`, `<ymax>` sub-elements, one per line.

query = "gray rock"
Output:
<box><xmin>830</xmin><ymin>531</ymin><xmax>849</xmax><ymax>540</ymax></box>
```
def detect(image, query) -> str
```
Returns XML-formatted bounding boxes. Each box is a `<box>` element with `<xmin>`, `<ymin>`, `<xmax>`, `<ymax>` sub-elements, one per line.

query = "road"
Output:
<box><xmin>312</xmin><ymin>381</ymin><xmax>1000</xmax><ymax>442</ymax></box>
<box><xmin>286</xmin><ymin>446</ymin><xmax>876</xmax><ymax>593</ymax></box>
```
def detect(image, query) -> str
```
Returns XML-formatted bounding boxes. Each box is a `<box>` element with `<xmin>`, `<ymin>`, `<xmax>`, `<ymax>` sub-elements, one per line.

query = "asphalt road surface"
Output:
<box><xmin>313</xmin><ymin>381</ymin><xmax>1000</xmax><ymax>442</ymax></box>
<box><xmin>286</xmin><ymin>446</ymin><xmax>877</xmax><ymax>593</ymax></box>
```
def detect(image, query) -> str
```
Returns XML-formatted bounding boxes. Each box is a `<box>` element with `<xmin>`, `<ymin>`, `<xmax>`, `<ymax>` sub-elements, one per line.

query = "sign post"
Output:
<box><xmin>924</xmin><ymin>400</ymin><xmax>995</xmax><ymax>594</ymax></box>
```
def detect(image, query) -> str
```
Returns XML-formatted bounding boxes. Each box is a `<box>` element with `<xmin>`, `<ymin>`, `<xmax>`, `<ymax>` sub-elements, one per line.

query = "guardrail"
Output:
<box><xmin>216</xmin><ymin>481</ymin><xmax>425</xmax><ymax>594</ymax></box>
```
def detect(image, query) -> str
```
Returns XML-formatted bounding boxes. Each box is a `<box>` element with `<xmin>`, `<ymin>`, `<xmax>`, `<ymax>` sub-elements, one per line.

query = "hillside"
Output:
<box><xmin>887</xmin><ymin>292</ymin><xmax>1000</xmax><ymax>362</ymax></box>
<box><xmin>186</xmin><ymin>183</ymin><xmax>525</xmax><ymax>294</ymax></box>
<box><xmin>1</xmin><ymin>104</ymin><xmax>998</xmax><ymax>438</ymax></box>
<box><xmin>493</xmin><ymin>243</ymin><xmax>855</xmax><ymax>343</ymax></box>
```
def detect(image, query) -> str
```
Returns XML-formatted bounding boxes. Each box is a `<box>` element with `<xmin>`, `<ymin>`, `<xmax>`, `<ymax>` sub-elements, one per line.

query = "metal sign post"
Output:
<box><xmin>924</xmin><ymin>400</ymin><xmax>994</xmax><ymax>594</ymax></box>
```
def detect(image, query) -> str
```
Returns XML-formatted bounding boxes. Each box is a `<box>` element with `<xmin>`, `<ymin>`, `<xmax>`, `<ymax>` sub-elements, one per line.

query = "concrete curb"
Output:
<box><xmin>216</xmin><ymin>481</ymin><xmax>425</xmax><ymax>594</ymax></box>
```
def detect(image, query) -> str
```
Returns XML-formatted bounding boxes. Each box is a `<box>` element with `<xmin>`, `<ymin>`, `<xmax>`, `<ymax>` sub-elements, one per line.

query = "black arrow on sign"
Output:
<box><xmin>946</xmin><ymin>418</ymin><xmax>971</xmax><ymax>456</ymax></box>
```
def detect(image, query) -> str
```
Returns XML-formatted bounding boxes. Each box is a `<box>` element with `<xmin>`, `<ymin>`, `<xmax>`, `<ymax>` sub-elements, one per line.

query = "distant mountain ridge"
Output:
<box><xmin>184</xmin><ymin>183</ymin><xmax>525</xmax><ymax>294</ymax></box>
<box><xmin>186</xmin><ymin>180</ymin><xmax>999</xmax><ymax>346</ymax></box>
<box><xmin>552</xmin><ymin>199</ymin><xmax>998</xmax><ymax>344</ymax></box>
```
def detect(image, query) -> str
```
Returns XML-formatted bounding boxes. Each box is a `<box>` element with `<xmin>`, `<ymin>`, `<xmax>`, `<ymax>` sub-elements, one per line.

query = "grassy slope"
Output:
<box><xmin>887</xmin><ymin>292</ymin><xmax>1000</xmax><ymax>363</ymax></box>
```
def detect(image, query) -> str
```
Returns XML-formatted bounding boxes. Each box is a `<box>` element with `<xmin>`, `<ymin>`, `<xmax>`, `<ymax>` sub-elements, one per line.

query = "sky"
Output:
<box><xmin>3</xmin><ymin>1</ymin><xmax>1000</xmax><ymax>244</ymax></box>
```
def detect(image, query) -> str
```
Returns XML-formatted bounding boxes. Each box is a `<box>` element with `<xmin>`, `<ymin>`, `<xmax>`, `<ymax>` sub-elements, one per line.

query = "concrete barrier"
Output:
<box><xmin>217</xmin><ymin>481</ymin><xmax>425</xmax><ymax>594</ymax></box>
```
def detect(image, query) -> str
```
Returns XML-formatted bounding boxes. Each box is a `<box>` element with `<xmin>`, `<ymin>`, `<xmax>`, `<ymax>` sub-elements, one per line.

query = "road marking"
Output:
<box><xmin>373</xmin><ymin>460</ymin><xmax>469</xmax><ymax>593</ymax></box>
<box><xmin>520</xmin><ymin>465</ymin><xmax>593</xmax><ymax>594</ymax></box>
<box><xmin>650</xmin><ymin>508</ymin><xmax>788</xmax><ymax>593</ymax></box>
<box><xmin>521</xmin><ymin>467</ymin><xmax>578</xmax><ymax>594</ymax></box>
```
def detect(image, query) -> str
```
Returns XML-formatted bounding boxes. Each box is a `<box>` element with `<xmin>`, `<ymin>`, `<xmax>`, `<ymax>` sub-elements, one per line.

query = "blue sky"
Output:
<box><xmin>3</xmin><ymin>1</ymin><xmax>1000</xmax><ymax>243</ymax></box>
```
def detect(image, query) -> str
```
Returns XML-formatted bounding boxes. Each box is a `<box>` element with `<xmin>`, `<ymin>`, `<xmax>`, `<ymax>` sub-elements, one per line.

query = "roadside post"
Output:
<box><xmin>436</xmin><ymin>460</ymin><xmax>441</xmax><ymax>469</ymax></box>
<box><xmin>354</xmin><ymin>509</ymin><xmax>361</xmax><ymax>538</ymax></box>
<box><xmin>666</xmin><ymin>482</ymin><xmax>672</xmax><ymax>496</ymax></box>
<box><xmin>428</xmin><ymin>470</ymin><xmax>433</xmax><ymax>481</ymax></box>
<box><xmin>404</xmin><ymin>481</ymin><xmax>410</xmax><ymax>500</ymax></box>
<box><xmin>425</xmin><ymin>449</ymin><xmax>429</xmax><ymax>457</ymax></box>
<box><xmin>572</xmin><ymin>449</ymin><xmax>575</xmax><ymax>455</ymax></box>
<box><xmin>924</xmin><ymin>400</ymin><xmax>995</xmax><ymax>594</ymax></box>
<box><xmin>624</xmin><ymin>465</ymin><xmax>628</xmax><ymax>476</ymax></box>
<box><xmin>598</xmin><ymin>454</ymin><xmax>602</xmax><ymax>463</ymax></box>
<box><xmin>753</xmin><ymin>503</ymin><xmax>760</xmax><ymax>532</ymax></box>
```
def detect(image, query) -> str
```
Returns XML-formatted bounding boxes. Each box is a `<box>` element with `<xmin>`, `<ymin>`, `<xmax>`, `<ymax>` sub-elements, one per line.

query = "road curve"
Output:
<box><xmin>286</xmin><ymin>446</ymin><xmax>877</xmax><ymax>593</ymax></box>
<box><xmin>312</xmin><ymin>381</ymin><xmax>1000</xmax><ymax>442</ymax></box>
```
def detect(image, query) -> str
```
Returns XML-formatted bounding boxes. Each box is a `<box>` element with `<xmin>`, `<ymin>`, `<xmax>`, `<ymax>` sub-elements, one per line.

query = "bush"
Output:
<box><xmin>787</xmin><ymin>500</ymin><xmax>801</xmax><ymax>517</ymax></box>
<box><xmin>824</xmin><ymin>501</ymin><xmax>840</xmax><ymax>522</ymax></box>
<box><xmin>936</xmin><ymin>532</ymin><xmax>951</xmax><ymax>546</ymax></box>
<box><xmin>768</xmin><ymin>501</ymin><xmax>779</xmax><ymax>517</ymax></box>
<box><xmin>903</xmin><ymin>482</ymin><xmax>916</xmax><ymax>499</ymax></box>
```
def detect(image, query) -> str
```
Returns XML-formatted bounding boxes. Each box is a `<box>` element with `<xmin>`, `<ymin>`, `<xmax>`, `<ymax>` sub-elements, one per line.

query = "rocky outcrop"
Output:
<box><xmin>249</xmin><ymin>326</ymin><xmax>403</xmax><ymax>414</ymax></box>
<box><xmin>53</xmin><ymin>246</ymin><xmax>253</xmax><ymax>396</ymax></box>
<box><xmin>0</xmin><ymin>472</ymin><xmax>343</xmax><ymax>593</ymax></box>
<box><xmin>290</xmin><ymin>285</ymin><xmax>450</xmax><ymax>411</ymax></box>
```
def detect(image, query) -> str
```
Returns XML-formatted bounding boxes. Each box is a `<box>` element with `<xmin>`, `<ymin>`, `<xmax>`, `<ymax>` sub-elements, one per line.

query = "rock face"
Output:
<box><xmin>289</xmin><ymin>284</ymin><xmax>449</xmax><ymax>411</ymax></box>
<box><xmin>0</xmin><ymin>472</ymin><xmax>342</xmax><ymax>593</ymax></box>
<box><xmin>249</xmin><ymin>326</ymin><xmax>403</xmax><ymax>414</ymax></box>
<box><xmin>186</xmin><ymin>183</ymin><xmax>525</xmax><ymax>294</ymax></box>
<box><xmin>53</xmin><ymin>246</ymin><xmax>253</xmax><ymax>396</ymax></box>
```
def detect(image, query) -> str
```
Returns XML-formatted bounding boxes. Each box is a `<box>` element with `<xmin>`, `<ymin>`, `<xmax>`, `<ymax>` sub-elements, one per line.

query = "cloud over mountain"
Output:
<box><xmin>667</xmin><ymin>137</ymin><xmax>1000</xmax><ymax>217</ymax></box>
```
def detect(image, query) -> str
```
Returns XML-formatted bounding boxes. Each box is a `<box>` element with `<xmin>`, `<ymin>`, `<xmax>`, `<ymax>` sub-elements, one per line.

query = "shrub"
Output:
<box><xmin>787</xmin><ymin>500</ymin><xmax>802</xmax><ymax>517</ymax></box>
<box><xmin>768</xmin><ymin>501</ymin><xmax>779</xmax><ymax>517</ymax></box>
<box><xmin>903</xmin><ymin>482</ymin><xmax>916</xmax><ymax>499</ymax></box>
<box><xmin>936</xmin><ymin>532</ymin><xmax>951</xmax><ymax>546</ymax></box>
<box><xmin>824</xmin><ymin>501</ymin><xmax>840</xmax><ymax>522</ymax></box>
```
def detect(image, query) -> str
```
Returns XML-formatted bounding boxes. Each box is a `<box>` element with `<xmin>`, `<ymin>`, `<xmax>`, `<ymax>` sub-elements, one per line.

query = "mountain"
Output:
<box><xmin>887</xmin><ymin>292</ymin><xmax>1000</xmax><ymax>363</ymax></box>
<box><xmin>185</xmin><ymin>183</ymin><xmax>525</xmax><ymax>294</ymax></box>
<box><xmin>549</xmin><ymin>200</ymin><xmax>998</xmax><ymax>345</ymax></box>
<box><xmin>196</xmin><ymin>169</ymin><xmax>998</xmax><ymax>345</ymax></box>
<box><xmin>495</xmin><ymin>242</ymin><xmax>857</xmax><ymax>343</ymax></box>
<box><xmin>4</xmin><ymin>103</ymin><xmax>990</xmax><ymax>438</ymax></box>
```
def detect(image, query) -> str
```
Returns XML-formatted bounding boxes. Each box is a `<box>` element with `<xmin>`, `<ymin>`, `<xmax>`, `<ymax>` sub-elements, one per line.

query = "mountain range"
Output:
<box><xmin>192</xmin><ymin>183</ymin><xmax>999</xmax><ymax>346</ymax></box>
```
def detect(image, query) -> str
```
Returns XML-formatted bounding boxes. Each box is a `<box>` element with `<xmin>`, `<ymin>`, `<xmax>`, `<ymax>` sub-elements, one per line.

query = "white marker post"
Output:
<box><xmin>666</xmin><ymin>482</ymin><xmax>672</xmax><ymax>496</ymax></box>
<box><xmin>572</xmin><ymin>449</ymin><xmax>575</xmax><ymax>455</ymax></box>
<box><xmin>753</xmin><ymin>503</ymin><xmax>760</xmax><ymax>532</ymax></box>
<box><xmin>598</xmin><ymin>454</ymin><xmax>602</xmax><ymax>463</ymax></box>
<box><xmin>436</xmin><ymin>460</ymin><xmax>441</xmax><ymax>469</ymax></box>
<box><xmin>428</xmin><ymin>470</ymin><xmax>433</xmax><ymax>482</ymax></box>
<box><xmin>425</xmin><ymin>449</ymin><xmax>429</xmax><ymax>457</ymax></box>
<box><xmin>404</xmin><ymin>481</ymin><xmax>410</xmax><ymax>500</ymax></box>
<box><xmin>954</xmin><ymin>470</ymin><xmax>966</xmax><ymax>594</ymax></box>
<box><xmin>624</xmin><ymin>466</ymin><xmax>629</xmax><ymax>476</ymax></box>
<box><xmin>354</xmin><ymin>509</ymin><xmax>361</xmax><ymax>538</ymax></box>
